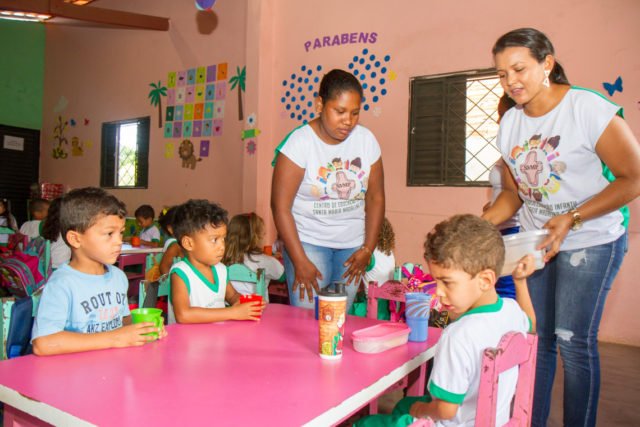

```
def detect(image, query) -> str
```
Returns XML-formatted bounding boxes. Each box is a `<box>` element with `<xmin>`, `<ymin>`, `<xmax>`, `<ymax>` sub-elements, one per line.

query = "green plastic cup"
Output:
<box><xmin>130</xmin><ymin>308</ymin><xmax>163</xmax><ymax>340</ymax></box>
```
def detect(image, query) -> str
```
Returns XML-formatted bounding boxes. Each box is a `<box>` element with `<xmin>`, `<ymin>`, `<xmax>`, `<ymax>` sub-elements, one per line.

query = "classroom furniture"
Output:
<box><xmin>0</xmin><ymin>303</ymin><xmax>441</xmax><ymax>426</ymax></box>
<box><xmin>138</xmin><ymin>273</ymin><xmax>170</xmax><ymax>309</ymax></box>
<box><xmin>117</xmin><ymin>243</ymin><xmax>163</xmax><ymax>294</ymax></box>
<box><xmin>475</xmin><ymin>331</ymin><xmax>538</xmax><ymax>427</ymax></box>
<box><xmin>227</xmin><ymin>264</ymin><xmax>266</xmax><ymax>297</ymax></box>
<box><xmin>367</xmin><ymin>279</ymin><xmax>426</xmax><ymax>414</ymax></box>
<box><xmin>1</xmin><ymin>291</ymin><xmax>41</xmax><ymax>360</ymax></box>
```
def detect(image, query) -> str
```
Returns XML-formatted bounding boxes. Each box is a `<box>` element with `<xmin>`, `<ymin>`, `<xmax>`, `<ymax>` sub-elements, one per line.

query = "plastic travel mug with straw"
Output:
<box><xmin>405</xmin><ymin>292</ymin><xmax>431</xmax><ymax>342</ymax></box>
<box><xmin>318</xmin><ymin>282</ymin><xmax>347</xmax><ymax>359</ymax></box>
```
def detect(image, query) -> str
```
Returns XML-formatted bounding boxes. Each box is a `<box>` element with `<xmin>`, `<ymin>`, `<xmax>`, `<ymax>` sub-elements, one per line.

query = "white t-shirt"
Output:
<box><xmin>163</xmin><ymin>237</ymin><xmax>177</xmax><ymax>253</ymax></box>
<box><xmin>0</xmin><ymin>215</ymin><xmax>17</xmax><ymax>244</ymax></box>
<box><xmin>19</xmin><ymin>220</ymin><xmax>42</xmax><ymax>240</ymax></box>
<box><xmin>364</xmin><ymin>249</ymin><xmax>395</xmax><ymax>291</ymax></box>
<box><xmin>498</xmin><ymin>87</ymin><xmax>624</xmax><ymax>250</ymax></box>
<box><xmin>488</xmin><ymin>162</ymin><xmax>520</xmax><ymax>230</ymax></box>
<box><xmin>429</xmin><ymin>298</ymin><xmax>530</xmax><ymax>427</ymax></box>
<box><xmin>168</xmin><ymin>259</ymin><xmax>228</xmax><ymax>324</ymax></box>
<box><xmin>278</xmin><ymin>124</ymin><xmax>382</xmax><ymax>249</ymax></box>
<box><xmin>50</xmin><ymin>233</ymin><xmax>71</xmax><ymax>269</ymax></box>
<box><xmin>140</xmin><ymin>225</ymin><xmax>161</xmax><ymax>243</ymax></box>
<box><xmin>230</xmin><ymin>253</ymin><xmax>285</xmax><ymax>298</ymax></box>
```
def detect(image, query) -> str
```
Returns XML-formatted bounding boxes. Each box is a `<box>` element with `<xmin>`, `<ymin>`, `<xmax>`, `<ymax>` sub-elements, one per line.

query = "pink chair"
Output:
<box><xmin>409</xmin><ymin>331</ymin><xmax>538</xmax><ymax>427</ymax></box>
<box><xmin>475</xmin><ymin>331</ymin><xmax>538</xmax><ymax>427</ymax></box>
<box><xmin>366</xmin><ymin>279</ymin><xmax>428</xmax><ymax>414</ymax></box>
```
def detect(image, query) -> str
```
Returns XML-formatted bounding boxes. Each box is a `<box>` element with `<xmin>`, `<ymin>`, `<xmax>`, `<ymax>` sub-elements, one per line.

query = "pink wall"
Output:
<box><xmin>40</xmin><ymin>0</ymin><xmax>249</xmax><ymax>216</ymax></box>
<box><xmin>39</xmin><ymin>0</ymin><xmax>640</xmax><ymax>344</ymax></box>
<box><xmin>248</xmin><ymin>0</ymin><xmax>640</xmax><ymax>344</ymax></box>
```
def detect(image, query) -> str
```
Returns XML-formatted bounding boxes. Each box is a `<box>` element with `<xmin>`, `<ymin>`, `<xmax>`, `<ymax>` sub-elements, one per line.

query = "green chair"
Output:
<box><xmin>138</xmin><ymin>273</ymin><xmax>170</xmax><ymax>309</ymax></box>
<box><xmin>228</xmin><ymin>264</ymin><xmax>266</xmax><ymax>298</ymax></box>
<box><xmin>1</xmin><ymin>290</ymin><xmax>42</xmax><ymax>360</ymax></box>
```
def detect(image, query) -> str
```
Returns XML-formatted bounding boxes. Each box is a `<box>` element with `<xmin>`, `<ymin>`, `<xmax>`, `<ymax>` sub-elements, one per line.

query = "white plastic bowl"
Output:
<box><xmin>501</xmin><ymin>230</ymin><xmax>549</xmax><ymax>277</ymax></box>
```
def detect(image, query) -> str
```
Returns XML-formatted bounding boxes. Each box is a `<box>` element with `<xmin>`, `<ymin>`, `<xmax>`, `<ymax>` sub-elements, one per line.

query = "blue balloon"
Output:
<box><xmin>195</xmin><ymin>0</ymin><xmax>216</xmax><ymax>11</ymax></box>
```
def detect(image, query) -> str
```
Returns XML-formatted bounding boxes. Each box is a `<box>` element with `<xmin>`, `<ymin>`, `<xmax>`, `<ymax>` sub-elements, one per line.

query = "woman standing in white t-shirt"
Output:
<box><xmin>271</xmin><ymin>69</ymin><xmax>385</xmax><ymax>311</ymax></box>
<box><xmin>483</xmin><ymin>28</ymin><xmax>640</xmax><ymax>427</ymax></box>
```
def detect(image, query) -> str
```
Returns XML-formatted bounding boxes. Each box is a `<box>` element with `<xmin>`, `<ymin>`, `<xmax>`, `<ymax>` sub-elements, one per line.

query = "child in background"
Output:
<box><xmin>134</xmin><ymin>204</ymin><xmax>161</xmax><ymax>248</ymax></box>
<box><xmin>169</xmin><ymin>200</ymin><xmax>265</xmax><ymax>324</ymax></box>
<box><xmin>19</xmin><ymin>198</ymin><xmax>50</xmax><ymax>240</ymax></box>
<box><xmin>355</xmin><ymin>215</ymin><xmax>535</xmax><ymax>427</ymax></box>
<box><xmin>363</xmin><ymin>217</ymin><xmax>396</xmax><ymax>292</ymax></box>
<box><xmin>158</xmin><ymin>206</ymin><xmax>184</xmax><ymax>275</ymax></box>
<box><xmin>0</xmin><ymin>198</ymin><xmax>18</xmax><ymax>245</ymax></box>
<box><xmin>32</xmin><ymin>187</ymin><xmax>166</xmax><ymax>356</ymax></box>
<box><xmin>40</xmin><ymin>198</ymin><xmax>71</xmax><ymax>269</ymax></box>
<box><xmin>223</xmin><ymin>213</ymin><xmax>285</xmax><ymax>299</ymax></box>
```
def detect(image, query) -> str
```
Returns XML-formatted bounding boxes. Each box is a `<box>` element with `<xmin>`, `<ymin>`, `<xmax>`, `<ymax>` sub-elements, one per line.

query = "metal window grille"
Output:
<box><xmin>100</xmin><ymin>117</ymin><xmax>149</xmax><ymax>189</ymax></box>
<box><xmin>407</xmin><ymin>69</ymin><xmax>504</xmax><ymax>186</ymax></box>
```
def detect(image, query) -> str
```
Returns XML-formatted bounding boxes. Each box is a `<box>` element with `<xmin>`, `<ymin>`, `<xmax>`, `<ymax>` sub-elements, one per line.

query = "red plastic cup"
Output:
<box><xmin>239</xmin><ymin>294</ymin><xmax>263</xmax><ymax>319</ymax></box>
<box><xmin>131</xmin><ymin>236</ymin><xmax>141</xmax><ymax>247</ymax></box>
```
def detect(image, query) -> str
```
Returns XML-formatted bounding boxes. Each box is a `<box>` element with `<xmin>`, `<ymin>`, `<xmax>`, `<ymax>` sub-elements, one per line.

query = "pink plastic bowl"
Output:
<box><xmin>351</xmin><ymin>323</ymin><xmax>411</xmax><ymax>354</ymax></box>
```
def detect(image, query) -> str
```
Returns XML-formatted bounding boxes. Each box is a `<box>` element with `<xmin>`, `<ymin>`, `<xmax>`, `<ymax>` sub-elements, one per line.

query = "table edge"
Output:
<box><xmin>302</xmin><ymin>344</ymin><xmax>438</xmax><ymax>426</ymax></box>
<box><xmin>0</xmin><ymin>384</ymin><xmax>95</xmax><ymax>427</ymax></box>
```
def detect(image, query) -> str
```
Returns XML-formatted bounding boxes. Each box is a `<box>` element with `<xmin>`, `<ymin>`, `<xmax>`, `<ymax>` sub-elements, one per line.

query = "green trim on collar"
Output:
<box><xmin>571</xmin><ymin>85</ymin><xmax>624</xmax><ymax>118</ymax></box>
<box><xmin>429</xmin><ymin>381</ymin><xmax>465</xmax><ymax>404</ymax></box>
<box><xmin>271</xmin><ymin>123</ymin><xmax>307</xmax><ymax>167</ymax></box>
<box><xmin>184</xmin><ymin>257</ymin><xmax>219</xmax><ymax>293</ymax></box>
<box><xmin>171</xmin><ymin>269</ymin><xmax>190</xmax><ymax>295</ymax></box>
<box><xmin>456</xmin><ymin>297</ymin><xmax>503</xmax><ymax>321</ymax></box>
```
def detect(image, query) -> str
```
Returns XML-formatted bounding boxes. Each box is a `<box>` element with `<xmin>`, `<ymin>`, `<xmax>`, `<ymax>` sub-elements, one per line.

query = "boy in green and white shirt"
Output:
<box><xmin>356</xmin><ymin>215</ymin><xmax>536</xmax><ymax>427</ymax></box>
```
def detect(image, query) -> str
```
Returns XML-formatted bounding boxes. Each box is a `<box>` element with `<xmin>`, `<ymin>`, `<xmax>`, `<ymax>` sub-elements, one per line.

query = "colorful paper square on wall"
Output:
<box><xmin>164</xmin><ymin>62</ymin><xmax>228</xmax><ymax>142</ymax></box>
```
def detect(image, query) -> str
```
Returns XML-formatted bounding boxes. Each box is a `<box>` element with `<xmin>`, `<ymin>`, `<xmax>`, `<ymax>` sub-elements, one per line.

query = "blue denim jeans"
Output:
<box><xmin>283</xmin><ymin>242</ymin><xmax>359</xmax><ymax>310</ymax></box>
<box><xmin>529</xmin><ymin>231</ymin><xmax>627</xmax><ymax>427</ymax></box>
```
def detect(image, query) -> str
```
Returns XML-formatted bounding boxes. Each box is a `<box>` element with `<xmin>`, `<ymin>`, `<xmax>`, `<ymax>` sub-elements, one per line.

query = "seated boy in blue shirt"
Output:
<box><xmin>356</xmin><ymin>214</ymin><xmax>536</xmax><ymax>427</ymax></box>
<box><xmin>32</xmin><ymin>187</ymin><xmax>167</xmax><ymax>356</ymax></box>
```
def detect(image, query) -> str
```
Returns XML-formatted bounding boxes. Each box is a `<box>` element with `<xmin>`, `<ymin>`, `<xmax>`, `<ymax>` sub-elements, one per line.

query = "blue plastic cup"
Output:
<box><xmin>406</xmin><ymin>316</ymin><xmax>429</xmax><ymax>342</ymax></box>
<box><xmin>405</xmin><ymin>293</ymin><xmax>431</xmax><ymax>318</ymax></box>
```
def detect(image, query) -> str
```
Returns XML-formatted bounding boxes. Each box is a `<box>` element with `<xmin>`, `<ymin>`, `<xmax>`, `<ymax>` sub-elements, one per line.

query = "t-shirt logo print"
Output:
<box><xmin>509</xmin><ymin>134</ymin><xmax>566</xmax><ymax>201</ymax></box>
<box><xmin>332</xmin><ymin>171</ymin><xmax>356</xmax><ymax>199</ymax></box>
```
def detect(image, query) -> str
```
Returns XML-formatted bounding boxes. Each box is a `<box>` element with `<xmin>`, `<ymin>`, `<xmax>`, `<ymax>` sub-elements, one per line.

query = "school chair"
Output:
<box><xmin>138</xmin><ymin>273</ymin><xmax>170</xmax><ymax>309</ymax></box>
<box><xmin>228</xmin><ymin>264</ymin><xmax>266</xmax><ymax>298</ymax></box>
<box><xmin>475</xmin><ymin>331</ymin><xmax>538</xmax><ymax>427</ymax></box>
<box><xmin>0</xmin><ymin>290</ymin><xmax>42</xmax><ymax>360</ymax></box>
<box><xmin>0</xmin><ymin>225</ymin><xmax>15</xmax><ymax>247</ymax></box>
<box><xmin>366</xmin><ymin>277</ymin><xmax>428</xmax><ymax>415</ymax></box>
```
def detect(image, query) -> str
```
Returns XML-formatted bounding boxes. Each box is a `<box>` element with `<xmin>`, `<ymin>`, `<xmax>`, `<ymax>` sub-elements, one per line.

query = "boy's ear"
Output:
<box><xmin>180</xmin><ymin>235</ymin><xmax>194</xmax><ymax>251</ymax></box>
<box><xmin>477</xmin><ymin>268</ymin><xmax>497</xmax><ymax>291</ymax></box>
<box><xmin>65</xmin><ymin>230</ymin><xmax>82</xmax><ymax>249</ymax></box>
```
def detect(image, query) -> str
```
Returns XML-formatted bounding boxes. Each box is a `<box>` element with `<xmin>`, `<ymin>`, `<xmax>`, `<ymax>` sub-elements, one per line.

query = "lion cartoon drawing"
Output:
<box><xmin>178</xmin><ymin>139</ymin><xmax>202</xmax><ymax>169</ymax></box>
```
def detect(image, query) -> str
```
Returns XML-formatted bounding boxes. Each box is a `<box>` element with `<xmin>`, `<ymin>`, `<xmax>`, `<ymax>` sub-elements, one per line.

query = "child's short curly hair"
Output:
<box><xmin>173</xmin><ymin>200</ymin><xmax>228</xmax><ymax>248</ymax></box>
<box><xmin>134</xmin><ymin>204</ymin><xmax>155</xmax><ymax>220</ymax></box>
<box><xmin>423</xmin><ymin>214</ymin><xmax>504</xmax><ymax>276</ymax></box>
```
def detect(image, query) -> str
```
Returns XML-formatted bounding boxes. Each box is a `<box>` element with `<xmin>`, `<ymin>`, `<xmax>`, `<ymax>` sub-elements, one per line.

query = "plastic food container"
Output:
<box><xmin>351</xmin><ymin>323</ymin><xmax>411</xmax><ymax>354</ymax></box>
<box><xmin>501</xmin><ymin>229</ymin><xmax>549</xmax><ymax>277</ymax></box>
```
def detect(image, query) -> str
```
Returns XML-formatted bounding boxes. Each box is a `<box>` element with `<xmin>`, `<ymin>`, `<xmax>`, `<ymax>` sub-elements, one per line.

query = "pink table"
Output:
<box><xmin>0</xmin><ymin>304</ymin><xmax>441</xmax><ymax>427</ymax></box>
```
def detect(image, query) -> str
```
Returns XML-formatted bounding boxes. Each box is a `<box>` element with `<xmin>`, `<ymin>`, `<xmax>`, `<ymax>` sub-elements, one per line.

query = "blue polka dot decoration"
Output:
<box><xmin>347</xmin><ymin>49</ymin><xmax>392</xmax><ymax>112</ymax></box>
<box><xmin>280</xmin><ymin>64</ymin><xmax>324</xmax><ymax>124</ymax></box>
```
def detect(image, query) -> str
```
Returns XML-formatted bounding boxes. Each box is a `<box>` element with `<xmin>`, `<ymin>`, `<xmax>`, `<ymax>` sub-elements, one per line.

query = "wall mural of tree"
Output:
<box><xmin>229</xmin><ymin>66</ymin><xmax>246</xmax><ymax>121</ymax></box>
<box><xmin>148</xmin><ymin>81</ymin><xmax>167</xmax><ymax>128</ymax></box>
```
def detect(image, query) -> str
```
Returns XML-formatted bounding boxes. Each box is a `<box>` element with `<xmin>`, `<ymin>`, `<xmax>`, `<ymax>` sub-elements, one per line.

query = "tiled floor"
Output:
<box><xmin>345</xmin><ymin>341</ymin><xmax>640</xmax><ymax>426</ymax></box>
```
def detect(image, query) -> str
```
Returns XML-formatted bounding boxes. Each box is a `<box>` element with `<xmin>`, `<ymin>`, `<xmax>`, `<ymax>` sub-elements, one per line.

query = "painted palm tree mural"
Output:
<box><xmin>229</xmin><ymin>66</ymin><xmax>246</xmax><ymax>121</ymax></box>
<box><xmin>148</xmin><ymin>81</ymin><xmax>167</xmax><ymax>128</ymax></box>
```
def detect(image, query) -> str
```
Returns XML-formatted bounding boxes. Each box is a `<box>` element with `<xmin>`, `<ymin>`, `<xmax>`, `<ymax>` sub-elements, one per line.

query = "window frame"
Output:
<box><xmin>100</xmin><ymin>116</ymin><xmax>150</xmax><ymax>190</ymax></box>
<box><xmin>407</xmin><ymin>68</ymin><xmax>502</xmax><ymax>187</ymax></box>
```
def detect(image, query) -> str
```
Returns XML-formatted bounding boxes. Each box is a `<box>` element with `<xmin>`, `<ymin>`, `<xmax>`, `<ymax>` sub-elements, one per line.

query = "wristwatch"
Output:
<box><xmin>569</xmin><ymin>209</ymin><xmax>583</xmax><ymax>231</ymax></box>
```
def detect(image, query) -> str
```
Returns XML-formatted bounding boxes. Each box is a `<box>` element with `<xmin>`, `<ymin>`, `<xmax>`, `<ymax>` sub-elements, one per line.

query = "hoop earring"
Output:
<box><xmin>543</xmin><ymin>70</ymin><xmax>551</xmax><ymax>88</ymax></box>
